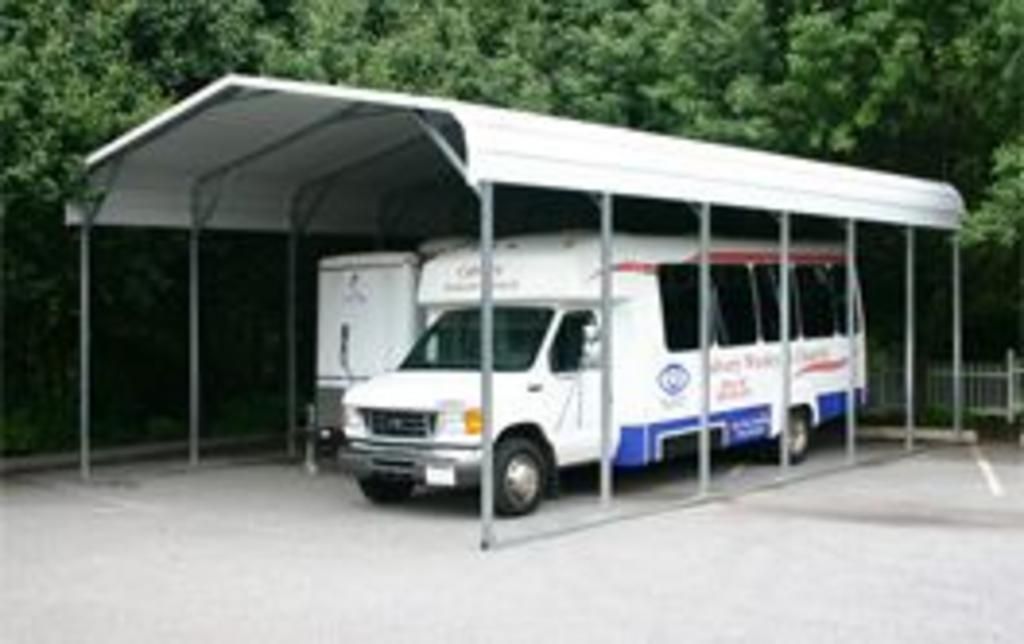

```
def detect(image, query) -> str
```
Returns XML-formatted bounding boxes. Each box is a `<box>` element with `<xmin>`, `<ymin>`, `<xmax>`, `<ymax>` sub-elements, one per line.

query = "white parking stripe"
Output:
<box><xmin>725</xmin><ymin>464</ymin><xmax>745</xmax><ymax>479</ymax></box>
<box><xmin>971</xmin><ymin>444</ymin><xmax>1006</xmax><ymax>498</ymax></box>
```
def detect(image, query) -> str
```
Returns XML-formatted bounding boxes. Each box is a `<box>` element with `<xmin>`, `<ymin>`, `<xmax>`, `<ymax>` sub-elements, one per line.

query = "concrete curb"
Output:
<box><xmin>1</xmin><ymin>434</ymin><xmax>280</xmax><ymax>475</ymax></box>
<box><xmin>858</xmin><ymin>426</ymin><xmax>978</xmax><ymax>445</ymax></box>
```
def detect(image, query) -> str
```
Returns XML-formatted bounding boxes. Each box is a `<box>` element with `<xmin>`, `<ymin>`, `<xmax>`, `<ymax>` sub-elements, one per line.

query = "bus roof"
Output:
<box><xmin>417</xmin><ymin>233</ymin><xmax>846</xmax><ymax>305</ymax></box>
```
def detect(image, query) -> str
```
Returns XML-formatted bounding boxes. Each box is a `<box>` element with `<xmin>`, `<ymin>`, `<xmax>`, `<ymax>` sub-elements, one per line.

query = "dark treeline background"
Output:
<box><xmin>2</xmin><ymin>0</ymin><xmax>1022</xmax><ymax>454</ymax></box>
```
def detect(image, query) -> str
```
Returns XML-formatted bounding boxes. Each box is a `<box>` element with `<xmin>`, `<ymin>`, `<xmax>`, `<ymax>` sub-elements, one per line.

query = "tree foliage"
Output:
<box><xmin>2</xmin><ymin>0</ymin><xmax>1022</xmax><ymax>453</ymax></box>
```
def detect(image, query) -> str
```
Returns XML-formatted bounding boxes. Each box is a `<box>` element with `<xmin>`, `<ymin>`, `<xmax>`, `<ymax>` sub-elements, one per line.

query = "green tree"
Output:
<box><xmin>124</xmin><ymin>0</ymin><xmax>271</xmax><ymax>94</ymax></box>
<box><xmin>1</xmin><ymin>0</ymin><xmax>165</xmax><ymax>451</ymax></box>
<box><xmin>3</xmin><ymin>0</ymin><xmax>1023</xmax><ymax>454</ymax></box>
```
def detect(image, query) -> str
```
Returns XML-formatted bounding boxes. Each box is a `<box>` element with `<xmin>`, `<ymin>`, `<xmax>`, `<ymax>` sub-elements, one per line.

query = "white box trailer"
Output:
<box><xmin>316</xmin><ymin>253</ymin><xmax>420</xmax><ymax>430</ymax></box>
<box><xmin>338</xmin><ymin>232</ymin><xmax>866</xmax><ymax>515</ymax></box>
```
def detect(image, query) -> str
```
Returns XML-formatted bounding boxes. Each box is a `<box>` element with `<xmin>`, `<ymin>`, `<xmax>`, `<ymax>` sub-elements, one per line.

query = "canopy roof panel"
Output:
<box><xmin>69</xmin><ymin>75</ymin><xmax>964</xmax><ymax>234</ymax></box>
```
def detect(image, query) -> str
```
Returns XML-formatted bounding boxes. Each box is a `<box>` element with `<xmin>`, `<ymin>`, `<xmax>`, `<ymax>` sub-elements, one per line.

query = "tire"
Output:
<box><xmin>778</xmin><ymin>409</ymin><xmax>811</xmax><ymax>464</ymax></box>
<box><xmin>358</xmin><ymin>476</ymin><xmax>414</xmax><ymax>504</ymax></box>
<box><xmin>494</xmin><ymin>438</ymin><xmax>547</xmax><ymax>517</ymax></box>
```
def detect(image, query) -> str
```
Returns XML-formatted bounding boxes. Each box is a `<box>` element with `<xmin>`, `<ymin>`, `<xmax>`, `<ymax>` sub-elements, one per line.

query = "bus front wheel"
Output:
<box><xmin>494</xmin><ymin>437</ymin><xmax>546</xmax><ymax>516</ymax></box>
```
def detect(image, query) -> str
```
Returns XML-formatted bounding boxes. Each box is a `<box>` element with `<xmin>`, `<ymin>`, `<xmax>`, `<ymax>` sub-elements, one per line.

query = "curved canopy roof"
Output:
<box><xmin>69</xmin><ymin>74</ymin><xmax>964</xmax><ymax>235</ymax></box>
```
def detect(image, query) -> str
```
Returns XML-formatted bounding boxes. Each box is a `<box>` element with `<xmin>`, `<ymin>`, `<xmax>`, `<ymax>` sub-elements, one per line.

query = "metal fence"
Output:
<box><xmin>868</xmin><ymin>349</ymin><xmax>1024</xmax><ymax>424</ymax></box>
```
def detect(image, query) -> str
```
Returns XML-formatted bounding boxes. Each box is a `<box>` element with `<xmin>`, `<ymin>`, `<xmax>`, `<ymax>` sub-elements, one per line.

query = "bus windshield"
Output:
<box><xmin>401</xmin><ymin>307</ymin><xmax>554</xmax><ymax>372</ymax></box>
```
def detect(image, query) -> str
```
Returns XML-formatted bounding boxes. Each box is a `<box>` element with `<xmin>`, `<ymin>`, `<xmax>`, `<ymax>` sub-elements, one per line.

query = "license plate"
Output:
<box><xmin>425</xmin><ymin>465</ymin><xmax>456</xmax><ymax>487</ymax></box>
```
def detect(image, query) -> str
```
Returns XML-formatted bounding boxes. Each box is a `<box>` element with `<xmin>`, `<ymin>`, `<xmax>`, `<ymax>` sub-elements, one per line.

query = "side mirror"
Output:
<box><xmin>581</xmin><ymin>321</ymin><xmax>602</xmax><ymax>368</ymax></box>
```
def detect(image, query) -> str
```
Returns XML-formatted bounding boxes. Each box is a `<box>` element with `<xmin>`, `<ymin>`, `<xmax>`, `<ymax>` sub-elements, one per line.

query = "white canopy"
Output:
<box><xmin>69</xmin><ymin>74</ymin><xmax>964</xmax><ymax>234</ymax></box>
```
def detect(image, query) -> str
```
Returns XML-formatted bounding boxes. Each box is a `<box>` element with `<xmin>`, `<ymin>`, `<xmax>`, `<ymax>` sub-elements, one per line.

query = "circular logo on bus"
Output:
<box><xmin>658</xmin><ymin>363</ymin><xmax>690</xmax><ymax>398</ymax></box>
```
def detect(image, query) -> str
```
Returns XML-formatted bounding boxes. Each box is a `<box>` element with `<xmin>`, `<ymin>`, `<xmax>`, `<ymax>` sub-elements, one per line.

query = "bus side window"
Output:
<box><xmin>796</xmin><ymin>265</ymin><xmax>835</xmax><ymax>338</ymax></box>
<box><xmin>711</xmin><ymin>265</ymin><xmax>757</xmax><ymax>347</ymax></box>
<box><xmin>758</xmin><ymin>265</ymin><xmax>800</xmax><ymax>340</ymax></box>
<box><xmin>830</xmin><ymin>264</ymin><xmax>848</xmax><ymax>335</ymax></box>
<box><xmin>657</xmin><ymin>264</ymin><xmax>699</xmax><ymax>351</ymax></box>
<box><xmin>754</xmin><ymin>265</ymin><xmax>780</xmax><ymax>341</ymax></box>
<box><xmin>550</xmin><ymin>310</ymin><xmax>595</xmax><ymax>373</ymax></box>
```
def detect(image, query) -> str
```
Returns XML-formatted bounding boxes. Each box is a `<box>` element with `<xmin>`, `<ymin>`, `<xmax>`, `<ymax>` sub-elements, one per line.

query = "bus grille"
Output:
<box><xmin>315</xmin><ymin>386</ymin><xmax>345</xmax><ymax>429</ymax></box>
<box><xmin>363</xmin><ymin>409</ymin><xmax>436</xmax><ymax>438</ymax></box>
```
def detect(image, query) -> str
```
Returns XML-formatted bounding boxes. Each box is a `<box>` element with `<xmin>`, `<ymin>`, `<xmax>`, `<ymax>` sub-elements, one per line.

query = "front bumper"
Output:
<box><xmin>339</xmin><ymin>438</ymin><xmax>482</xmax><ymax>488</ymax></box>
<box><xmin>313</xmin><ymin>425</ymin><xmax>347</xmax><ymax>457</ymax></box>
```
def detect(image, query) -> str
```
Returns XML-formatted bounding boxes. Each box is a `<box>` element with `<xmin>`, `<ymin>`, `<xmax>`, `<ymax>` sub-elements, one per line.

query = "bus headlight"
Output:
<box><xmin>343</xmin><ymin>405</ymin><xmax>365</xmax><ymax>434</ymax></box>
<box><xmin>434</xmin><ymin>402</ymin><xmax>481</xmax><ymax>437</ymax></box>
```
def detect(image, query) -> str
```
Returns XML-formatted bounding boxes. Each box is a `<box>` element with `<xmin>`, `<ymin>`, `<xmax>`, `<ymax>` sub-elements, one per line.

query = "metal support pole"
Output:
<box><xmin>779</xmin><ymin>212</ymin><xmax>792</xmax><ymax>473</ymax></box>
<box><xmin>698</xmin><ymin>202</ymin><xmax>712</xmax><ymax>496</ymax></box>
<box><xmin>846</xmin><ymin>219</ymin><xmax>857</xmax><ymax>464</ymax></box>
<box><xmin>79</xmin><ymin>217</ymin><xmax>92</xmax><ymax>480</ymax></box>
<box><xmin>905</xmin><ymin>227</ymin><xmax>916</xmax><ymax>451</ymax></box>
<box><xmin>74</xmin><ymin>161</ymin><xmax>121</xmax><ymax>481</ymax></box>
<box><xmin>189</xmin><ymin>226</ymin><xmax>200</xmax><ymax>467</ymax></box>
<box><xmin>1007</xmin><ymin>348</ymin><xmax>1016</xmax><ymax>425</ymax></box>
<box><xmin>479</xmin><ymin>182</ymin><xmax>496</xmax><ymax>550</ymax></box>
<box><xmin>953</xmin><ymin>234</ymin><xmax>963</xmax><ymax>438</ymax></box>
<box><xmin>599</xmin><ymin>192</ymin><xmax>614</xmax><ymax>508</ymax></box>
<box><xmin>286</xmin><ymin>227</ymin><xmax>298</xmax><ymax>459</ymax></box>
<box><xmin>304</xmin><ymin>402</ymin><xmax>318</xmax><ymax>475</ymax></box>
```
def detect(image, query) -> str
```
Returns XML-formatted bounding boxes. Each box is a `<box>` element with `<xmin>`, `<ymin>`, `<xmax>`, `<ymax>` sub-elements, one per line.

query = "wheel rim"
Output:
<box><xmin>503</xmin><ymin>454</ymin><xmax>540</xmax><ymax>509</ymax></box>
<box><xmin>790</xmin><ymin>417</ymin><xmax>808</xmax><ymax>456</ymax></box>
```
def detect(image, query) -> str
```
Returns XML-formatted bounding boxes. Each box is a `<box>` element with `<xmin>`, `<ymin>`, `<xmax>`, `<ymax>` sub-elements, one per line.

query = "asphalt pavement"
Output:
<box><xmin>2</xmin><ymin>435</ymin><xmax>1021</xmax><ymax>643</ymax></box>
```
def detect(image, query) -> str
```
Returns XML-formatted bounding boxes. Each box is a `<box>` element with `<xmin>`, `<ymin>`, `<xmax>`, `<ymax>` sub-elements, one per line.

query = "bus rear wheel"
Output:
<box><xmin>778</xmin><ymin>410</ymin><xmax>810</xmax><ymax>464</ymax></box>
<box><xmin>494</xmin><ymin>438</ymin><xmax>546</xmax><ymax>517</ymax></box>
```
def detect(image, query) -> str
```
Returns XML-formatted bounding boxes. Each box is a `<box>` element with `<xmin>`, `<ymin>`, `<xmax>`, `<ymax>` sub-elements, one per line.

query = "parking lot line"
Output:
<box><xmin>725</xmin><ymin>464</ymin><xmax>746</xmax><ymax>479</ymax></box>
<box><xmin>970</xmin><ymin>444</ymin><xmax>1006</xmax><ymax>498</ymax></box>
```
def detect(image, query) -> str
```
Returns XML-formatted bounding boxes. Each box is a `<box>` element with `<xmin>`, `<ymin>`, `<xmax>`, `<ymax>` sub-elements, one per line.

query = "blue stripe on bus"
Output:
<box><xmin>615</xmin><ymin>389</ymin><xmax>866</xmax><ymax>468</ymax></box>
<box><xmin>816</xmin><ymin>388</ymin><xmax>866</xmax><ymax>424</ymax></box>
<box><xmin>817</xmin><ymin>391</ymin><xmax>847</xmax><ymax>423</ymax></box>
<box><xmin>614</xmin><ymin>403</ymin><xmax>772</xmax><ymax>468</ymax></box>
<box><xmin>615</xmin><ymin>426</ymin><xmax>648</xmax><ymax>467</ymax></box>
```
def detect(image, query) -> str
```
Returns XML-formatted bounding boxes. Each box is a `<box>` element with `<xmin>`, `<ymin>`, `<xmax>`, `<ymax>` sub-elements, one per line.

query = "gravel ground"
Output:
<box><xmin>2</xmin><ymin>436</ymin><xmax>1021</xmax><ymax>643</ymax></box>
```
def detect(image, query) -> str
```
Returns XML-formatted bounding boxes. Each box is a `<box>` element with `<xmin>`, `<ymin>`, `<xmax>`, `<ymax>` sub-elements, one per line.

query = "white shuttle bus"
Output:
<box><xmin>339</xmin><ymin>232</ymin><xmax>865</xmax><ymax>515</ymax></box>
